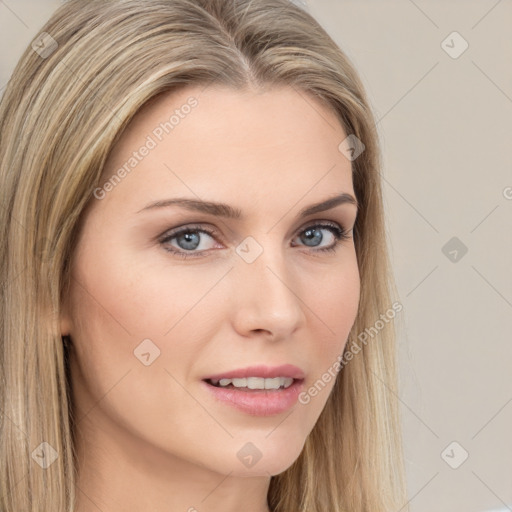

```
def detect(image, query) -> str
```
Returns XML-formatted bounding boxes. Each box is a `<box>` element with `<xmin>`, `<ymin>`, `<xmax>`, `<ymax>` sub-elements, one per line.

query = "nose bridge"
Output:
<box><xmin>230</xmin><ymin>236</ymin><xmax>305</xmax><ymax>336</ymax></box>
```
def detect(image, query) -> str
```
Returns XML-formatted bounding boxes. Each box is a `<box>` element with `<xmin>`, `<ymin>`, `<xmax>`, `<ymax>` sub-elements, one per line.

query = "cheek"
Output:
<box><xmin>66</xmin><ymin>234</ymin><xmax>228</xmax><ymax>415</ymax></box>
<box><xmin>71</xmin><ymin>228</ymin><xmax>218</xmax><ymax>341</ymax></box>
<box><xmin>311</xmin><ymin>249</ymin><xmax>360</xmax><ymax>338</ymax></box>
<box><xmin>67</xmin><ymin>251</ymin><xmax>217</xmax><ymax>451</ymax></box>
<box><xmin>303</xmin><ymin>250</ymin><xmax>360</xmax><ymax>388</ymax></box>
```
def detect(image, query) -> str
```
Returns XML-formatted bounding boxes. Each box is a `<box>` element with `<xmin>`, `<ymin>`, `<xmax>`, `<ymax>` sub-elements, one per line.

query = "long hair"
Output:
<box><xmin>0</xmin><ymin>0</ymin><xmax>408</xmax><ymax>510</ymax></box>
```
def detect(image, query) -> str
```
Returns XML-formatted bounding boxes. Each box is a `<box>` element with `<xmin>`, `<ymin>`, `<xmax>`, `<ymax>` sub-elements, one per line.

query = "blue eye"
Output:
<box><xmin>160</xmin><ymin>222</ymin><xmax>352</xmax><ymax>260</ymax></box>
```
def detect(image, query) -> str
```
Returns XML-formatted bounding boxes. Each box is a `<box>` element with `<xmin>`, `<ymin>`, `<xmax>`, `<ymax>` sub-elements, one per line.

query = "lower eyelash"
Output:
<box><xmin>161</xmin><ymin>223</ymin><xmax>351</xmax><ymax>259</ymax></box>
<box><xmin>312</xmin><ymin>225</ymin><xmax>351</xmax><ymax>254</ymax></box>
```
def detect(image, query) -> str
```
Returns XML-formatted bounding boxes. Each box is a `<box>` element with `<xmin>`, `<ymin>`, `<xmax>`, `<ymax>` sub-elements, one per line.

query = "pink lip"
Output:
<box><xmin>202</xmin><ymin>364</ymin><xmax>305</xmax><ymax>381</ymax></box>
<box><xmin>201</xmin><ymin>365</ymin><xmax>306</xmax><ymax>416</ymax></box>
<box><xmin>201</xmin><ymin>378</ymin><xmax>305</xmax><ymax>416</ymax></box>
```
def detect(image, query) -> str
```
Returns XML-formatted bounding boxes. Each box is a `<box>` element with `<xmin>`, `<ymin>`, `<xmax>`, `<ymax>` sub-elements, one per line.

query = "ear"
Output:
<box><xmin>60</xmin><ymin>301</ymin><xmax>73</xmax><ymax>336</ymax></box>
<box><xmin>59</xmin><ymin>271</ymin><xmax>75</xmax><ymax>337</ymax></box>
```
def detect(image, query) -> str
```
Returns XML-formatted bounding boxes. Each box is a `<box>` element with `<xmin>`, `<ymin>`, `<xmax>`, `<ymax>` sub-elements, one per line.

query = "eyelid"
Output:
<box><xmin>158</xmin><ymin>218</ymin><xmax>352</xmax><ymax>259</ymax></box>
<box><xmin>159</xmin><ymin>218</ymin><xmax>349</xmax><ymax>242</ymax></box>
<box><xmin>158</xmin><ymin>223</ymin><xmax>221</xmax><ymax>246</ymax></box>
<box><xmin>159</xmin><ymin>222</ymin><xmax>217</xmax><ymax>236</ymax></box>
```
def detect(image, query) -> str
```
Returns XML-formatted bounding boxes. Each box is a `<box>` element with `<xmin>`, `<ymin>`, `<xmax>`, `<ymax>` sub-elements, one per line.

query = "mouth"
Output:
<box><xmin>201</xmin><ymin>377</ymin><xmax>305</xmax><ymax>416</ymax></box>
<box><xmin>204</xmin><ymin>376</ymin><xmax>301</xmax><ymax>391</ymax></box>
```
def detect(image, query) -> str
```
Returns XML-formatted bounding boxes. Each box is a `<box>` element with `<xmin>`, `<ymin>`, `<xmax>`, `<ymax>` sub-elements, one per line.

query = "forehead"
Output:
<box><xmin>99</xmin><ymin>84</ymin><xmax>355</xmax><ymax>215</ymax></box>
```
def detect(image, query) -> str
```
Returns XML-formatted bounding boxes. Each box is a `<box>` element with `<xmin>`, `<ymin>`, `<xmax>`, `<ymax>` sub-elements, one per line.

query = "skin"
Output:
<box><xmin>60</xmin><ymin>84</ymin><xmax>361</xmax><ymax>512</ymax></box>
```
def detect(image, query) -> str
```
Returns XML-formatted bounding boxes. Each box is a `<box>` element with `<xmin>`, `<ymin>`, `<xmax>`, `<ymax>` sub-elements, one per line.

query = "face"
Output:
<box><xmin>61</xmin><ymin>84</ymin><xmax>360</xmax><ymax>479</ymax></box>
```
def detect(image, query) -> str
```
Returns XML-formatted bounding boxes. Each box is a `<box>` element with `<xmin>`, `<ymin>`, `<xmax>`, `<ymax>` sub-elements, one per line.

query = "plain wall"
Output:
<box><xmin>1</xmin><ymin>1</ymin><xmax>511</xmax><ymax>511</ymax></box>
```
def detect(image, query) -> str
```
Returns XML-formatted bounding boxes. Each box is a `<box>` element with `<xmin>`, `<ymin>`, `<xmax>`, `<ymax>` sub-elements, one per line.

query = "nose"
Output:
<box><xmin>229</xmin><ymin>241</ymin><xmax>306</xmax><ymax>341</ymax></box>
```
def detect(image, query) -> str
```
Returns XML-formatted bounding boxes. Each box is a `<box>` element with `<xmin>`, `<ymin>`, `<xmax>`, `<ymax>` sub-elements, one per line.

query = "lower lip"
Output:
<box><xmin>201</xmin><ymin>379</ymin><xmax>304</xmax><ymax>416</ymax></box>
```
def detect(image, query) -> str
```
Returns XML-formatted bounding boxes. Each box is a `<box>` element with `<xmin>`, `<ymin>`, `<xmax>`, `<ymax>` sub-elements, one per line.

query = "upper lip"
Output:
<box><xmin>203</xmin><ymin>364</ymin><xmax>305</xmax><ymax>381</ymax></box>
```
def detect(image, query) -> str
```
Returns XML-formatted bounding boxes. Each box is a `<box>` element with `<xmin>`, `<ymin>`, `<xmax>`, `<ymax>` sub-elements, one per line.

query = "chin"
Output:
<box><xmin>230</xmin><ymin>457</ymin><xmax>299</xmax><ymax>478</ymax></box>
<box><xmin>222</xmin><ymin>437</ymin><xmax>306</xmax><ymax>477</ymax></box>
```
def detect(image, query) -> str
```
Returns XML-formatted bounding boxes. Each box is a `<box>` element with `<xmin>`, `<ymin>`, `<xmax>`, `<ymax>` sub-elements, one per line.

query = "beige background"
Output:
<box><xmin>1</xmin><ymin>1</ymin><xmax>511</xmax><ymax>511</ymax></box>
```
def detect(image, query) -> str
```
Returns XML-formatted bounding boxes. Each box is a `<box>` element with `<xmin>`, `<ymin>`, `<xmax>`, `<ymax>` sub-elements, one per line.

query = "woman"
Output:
<box><xmin>0</xmin><ymin>0</ymin><xmax>408</xmax><ymax>510</ymax></box>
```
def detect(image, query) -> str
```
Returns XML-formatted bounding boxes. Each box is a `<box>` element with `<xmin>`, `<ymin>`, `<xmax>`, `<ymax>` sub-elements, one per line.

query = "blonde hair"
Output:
<box><xmin>0</xmin><ymin>0</ymin><xmax>408</xmax><ymax>510</ymax></box>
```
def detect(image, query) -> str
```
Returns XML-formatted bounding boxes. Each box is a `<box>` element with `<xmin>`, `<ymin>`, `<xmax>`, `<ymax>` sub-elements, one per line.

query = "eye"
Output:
<box><xmin>291</xmin><ymin>222</ymin><xmax>352</xmax><ymax>254</ymax></box>
<box><xmin>160</xmin><ymin>224</ymin><xmax>219</xmax><ymax>258</ymax></box>
<box><xmin>159</xmin><ymin>221</ymin><xmax>352</xmax><ymax>260</ymax></box>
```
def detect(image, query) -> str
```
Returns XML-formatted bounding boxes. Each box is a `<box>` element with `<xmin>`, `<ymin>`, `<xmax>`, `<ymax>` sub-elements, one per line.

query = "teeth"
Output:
<box><xmin>246</xmin><ymin>377</ymin><xmax>263</xmax><ymax>389</ymax></box>
<box><xmin>263</xmin><ymin>377</ymin><xmax>280</xmax><ymax>389</ymax></box>
<box><xmin>210</xmin><ymin>377</ymin><xmax>294</xmax><ymax>390</ymax></box>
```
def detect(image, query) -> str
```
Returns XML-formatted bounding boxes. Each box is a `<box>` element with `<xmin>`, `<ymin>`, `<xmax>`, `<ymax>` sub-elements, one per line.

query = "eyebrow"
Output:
<box><xmin>136</xmin><ymin>192</ymin><xmax>358</xmax><ymax>219</ymax></box>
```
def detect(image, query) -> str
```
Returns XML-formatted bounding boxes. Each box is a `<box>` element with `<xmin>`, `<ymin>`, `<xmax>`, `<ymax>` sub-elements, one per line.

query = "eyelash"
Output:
<box><xmin>159</xmin><ymin>221</ymin><xmax>352</xmax><ymax>260</ymax></box>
